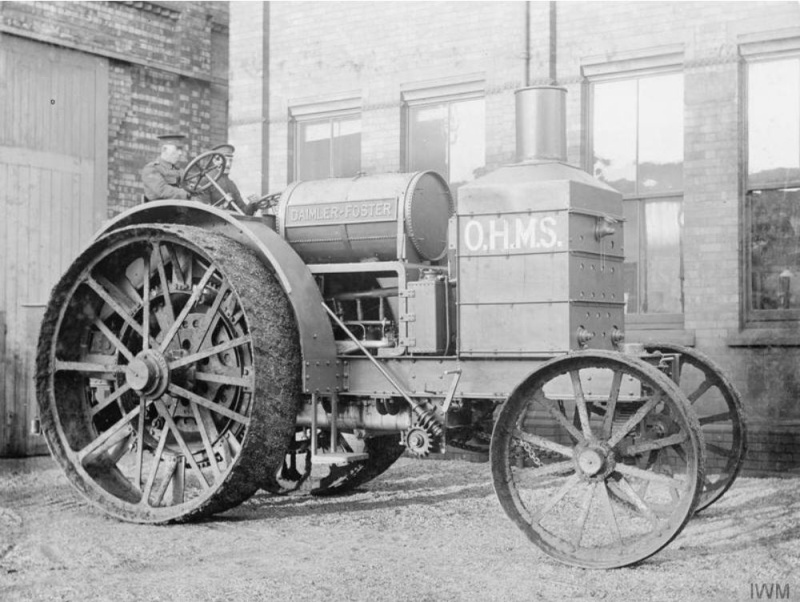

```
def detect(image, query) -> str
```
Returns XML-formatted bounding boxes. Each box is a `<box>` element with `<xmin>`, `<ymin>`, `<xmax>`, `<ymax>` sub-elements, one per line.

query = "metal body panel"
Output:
<box><xmin>91</xmin><ymin>202</ymin><xmax>340</xmax><ymax>393</ymax></box>
<box><xmin>277</xmin><ymin>171</ymin><xmax>453</xmax><ymax>263</ymax></box>
<box><xmin>456</xmin><ymin>160</ymin><xmax>624</xmax><ymax>355</ymax></box>
<box><xmin>339</xmin><ymin>355</ymin><xmax>641</xmax><ymax>402</ymax></box>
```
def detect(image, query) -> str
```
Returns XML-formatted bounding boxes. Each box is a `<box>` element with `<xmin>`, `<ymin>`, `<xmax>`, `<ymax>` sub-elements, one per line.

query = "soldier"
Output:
<box><xmin>141</xmin><ymin>134</ymin><xmax>193</xmax><ymax>202</ymax></box>
<box><xmin>198</xmin><ymin>144</ymin><xmax>262</xmax><ymax>215</ymax></box>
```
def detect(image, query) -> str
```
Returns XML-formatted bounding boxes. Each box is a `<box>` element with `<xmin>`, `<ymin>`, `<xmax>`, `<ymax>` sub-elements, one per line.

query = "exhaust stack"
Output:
<box><xmin>515</xmin><ymin>85</ymin><xmax>567</xmax><ymax>163</ymax></box>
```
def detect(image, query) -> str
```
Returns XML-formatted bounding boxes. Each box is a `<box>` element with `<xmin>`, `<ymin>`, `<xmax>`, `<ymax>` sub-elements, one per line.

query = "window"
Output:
<box><xmin>591</xmin><ymin>73</ymin><xmax>685</xmax><ymax>322</ymax></box>
<box><xmin>746</xmin><ymin>58</ymin><xmax>800</xmax><ymax>322</ymax></box>
<box><xmin>404</xmin><ymin>83</ymin><xmax>485</xmax><ymax>192</ymax></box>
<box><xmin>293</xmin><ymin>110</ymin><xmax>361</xmax><ymax>181</ymax></box>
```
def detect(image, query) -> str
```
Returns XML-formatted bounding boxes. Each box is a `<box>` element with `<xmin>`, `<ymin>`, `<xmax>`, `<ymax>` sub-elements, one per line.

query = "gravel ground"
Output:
<box><xmin>0</xmin><ymin>455</ymin><xmax>798</xmax><ymax>602</ymax></box>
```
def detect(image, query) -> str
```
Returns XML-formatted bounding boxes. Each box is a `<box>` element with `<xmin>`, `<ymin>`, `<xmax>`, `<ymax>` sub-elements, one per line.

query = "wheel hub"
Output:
<box><xmin>125</xmin><ymin>349</ymin><xmax>169</xmax><ymax>398</ymax></box>
<box><xmin>574</xmin><ymin>442</ymin><xmax>615</xmax><ymax>479</ymax></box>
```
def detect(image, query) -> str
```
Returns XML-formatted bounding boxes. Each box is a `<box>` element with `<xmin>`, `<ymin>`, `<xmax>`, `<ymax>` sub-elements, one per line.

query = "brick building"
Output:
<box><xmin>0</xmin><ymin>0</ymin><xmax>229</xmax><ymax>455</ymax></box>
<box><xmin>229</xmin><ymin>1</ymin><xmax>800</xmax><ymax>474</ymax></box>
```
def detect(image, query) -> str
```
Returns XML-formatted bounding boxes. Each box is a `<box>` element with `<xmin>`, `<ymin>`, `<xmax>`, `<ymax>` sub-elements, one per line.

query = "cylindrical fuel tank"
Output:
<box><xmin>277</xmin><ymin>171</ymin><xmax>453</xmax><ymax>263</ymax></box>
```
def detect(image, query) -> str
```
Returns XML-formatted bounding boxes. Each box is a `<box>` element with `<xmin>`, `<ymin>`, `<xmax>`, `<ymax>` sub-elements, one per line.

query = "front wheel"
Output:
<box><xmin>491</xmin><ymin>350</ymin><xmax>705</xmax><ymax>569</ymax></box>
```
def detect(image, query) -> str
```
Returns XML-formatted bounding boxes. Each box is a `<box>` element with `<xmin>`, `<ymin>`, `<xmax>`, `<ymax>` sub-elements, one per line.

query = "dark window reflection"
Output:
<box><xmin>297</xmin><ymin>114</ymin><xmax>361</xmax><ymax>180</ymax></box>
<box><xmin>749</xmin><ymin>188</ymin><xmax>800</xmax><ymax>311</ymax></box>
<box><xmin>408</xmin><ymin>98</ymin><xmax>485</xmax><ymax>191</ymax></box>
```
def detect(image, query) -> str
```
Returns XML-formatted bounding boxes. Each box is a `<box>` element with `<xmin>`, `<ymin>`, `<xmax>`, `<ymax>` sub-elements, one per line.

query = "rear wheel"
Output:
<box><xmin>36</xmin><ymin>225</ymin><xmax>301</xmax><ymax>523</ymax></box>
<box><xmin>644</xmin><ymin>343</ymin><xmax>747</xmax><ymax>512</ymax></box>
<box><xmin>491</xmin><ymin>350</ymin><xmax>705</xmax><ymax>569</ymax></box>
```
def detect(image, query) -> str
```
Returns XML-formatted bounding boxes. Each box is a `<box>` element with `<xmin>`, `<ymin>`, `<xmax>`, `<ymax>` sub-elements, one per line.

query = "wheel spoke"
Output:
<box><xmin>90</xmin><ymin>383</ymin><xmax>133</xmax><ymax>417</ymax></box>
<box><xmin>601</xmin><ymin>370</ymin><xmax>622</xmax><ymax>440</ymax></box>
<box><xmin>135</xmin><ymin>396</ymin><xmax>146</xmax><ymax>489</ymax></box>
<box><xmin>570</xmin><ymin>370</ymin><xmax>593</xmax><ymax>438</ymax></box>
<box><xmin>622</xmin><ymin>432</ymin><xmax>688</xmax><ymax>456</ymax></box>
<box><xmin>614</xmin><ymin>463</ymin><xmax>686</xmax><ymax>490</ymax></box>
<box><xmin>168</xmin><ymin>383</ymin><xmax>251</xmax><ymax>425</ymax></box>
<box><xmin>608</xmin><ymin>477</ymin><xmax>661</xmax><ymax>528</ymax></box>
<box><xmin>153</xmin><ymin>399</ymin><xmax>210</xmax><ymax>490</ymax></box>
<box><xmin>192</xmin><ymin>280</ymin><xmax>230</xmax><ymax>351</ymax></box>
<box><xmin>158</xmin><ymin>264</ymin><xmax>217</xmax><ymax>352</ymax></box>
<box><xmin>598</xmin><ymin>482</ymin><xmax>622</xmax><ymax>544</ymax></box>
<box><xmin>153</xmin><ymin>244</ymin><xmax>176</xmax><ymax>329</ymax></box>
<box><xmin>607</xmin><ymin>395</ymin><xmax>661</xmax><ymax>448</ymax></box>
<box><xmin>687</xmin><ymin>378</ymin><xmax>714</xmax><ymax>404</ymax></box>
<box><xmin>534</xmin><ymin>392</ymin><xmax>585</xmax><ymax>444</ymax></box>
<box><xmin>168</xmin><ymin>335</ymin><xmax>252</xmax><ymax>370</ymax></box>
<box><xmin>707</xmin><ymin>442</ymin><xmax>736</xmax><ymax>458</ymax></box>
<box><xmin>86</xmin><ymin>276</ymin><xmax>144</xmax><ymax>338</ymax></box>
<box><xmin>55</xmin><ymin>360</ymin><xmax>124</xmax><ymax>374</ymax></box>
<box><xmin>699</xmin><ymin>411</ymin><xmax>732</xmax><ymax>426</ymax></box>
<box><xmin>142</xmin><ymin>254</ymin><xmax>151</xmax><ymax>351</ymax></box>
<box><xmin>166</xmin><ymin>243</ymin><xmax>187</xmax><ymax>288</ymax></box>
<box><xmin>78</xmin><ymin>403</ymin><xmax>144</xmax><ymax>462</ymax></box>
<box><xmin>572</xmin><ymin>482</ymin><xmax>597</xmax><ymax>548</ymax></box>
<box><xmin>191</xmin><ymin>402</ymin><xmax>223</xmax><ymax>477</ymax></box>
<box><xmin>531</xmin><ymin>473</ymin><xmax>581</xmax><ymax>523</ymax></box>
<box><xmin>93</xmin><ymin>318</ymin><xmax>135</xmax><ymax>362</ymax></box>
<box><xmin>527</xmin><ymin>460</ymin><xmax>575</xmax><ymax>479</ymax></box>
<box><xmin>141</xmin><ymin>425</ymin><xmax>171</xmax><ymax>501</ymax></box>
<box><xmin>194</xmin><ymin>371</ymin><xmax>254</xmax><ymax>388</ymax></box>
<box><xmin>513</xmin><ymin>428</ymin><xmax>574</xmax><ymax>458</ymax></box>
<box><xmin>151</xmin><ymin>455</ymin><xmax>181</xmax><ymax>507</ymax></box>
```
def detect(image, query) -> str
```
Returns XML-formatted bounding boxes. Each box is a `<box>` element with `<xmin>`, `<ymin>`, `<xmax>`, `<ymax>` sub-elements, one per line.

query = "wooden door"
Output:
<box><xmin>0</xmin><ymin>34</ymin><xmax>108</xmax><ymax>456</ymax></box>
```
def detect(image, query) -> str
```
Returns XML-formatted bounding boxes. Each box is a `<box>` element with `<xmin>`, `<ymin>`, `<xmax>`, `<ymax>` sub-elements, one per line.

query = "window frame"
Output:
<box><xmin>289</xmin><ymin>96</ymin><xmax>362</xmax><ymax>182</ymax></box>
<box><xmin>401</xmin><ymin>78</ymin><xmax>486</xmax><ymax>187</ymax></box>
<box><xmin>742</xmin><ymin>47</ymin><xmax>800</xmax><ymax>326</ymax></box>
<box><xmin>584</xmin><ymin>58</ymin><xmax>686</xmax><ymax>330</ymax></box>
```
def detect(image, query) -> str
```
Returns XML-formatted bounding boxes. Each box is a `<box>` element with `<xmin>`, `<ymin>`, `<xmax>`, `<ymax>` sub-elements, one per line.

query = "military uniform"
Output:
<box><xmin>141</xmin><ymin>158</ymin><xmax>191</xmax><ymax>201</ymax></box>
<box><xmin>198</xmin><ymin>174</ymin><xmax>258</xmax><ymax>215</ymax></box>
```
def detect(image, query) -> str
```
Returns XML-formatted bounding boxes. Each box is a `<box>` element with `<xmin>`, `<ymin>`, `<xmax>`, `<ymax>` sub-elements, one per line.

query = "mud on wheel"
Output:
<box><xmin>491</xmin><ymin>350</ymin><xmax>705</xmax><ymax>569</ymax></box>
<box><xmin>36</xmin><ymin>224</ymin><xmax>301</xmax><ymax>523</ymax></box>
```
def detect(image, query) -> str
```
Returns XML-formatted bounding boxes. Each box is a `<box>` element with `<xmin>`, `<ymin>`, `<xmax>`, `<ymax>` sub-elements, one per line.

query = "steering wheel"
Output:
<box><xmin>179</xmin><ymin>150</ymin><xmax>227</xmax><ymax>195</ymax></box>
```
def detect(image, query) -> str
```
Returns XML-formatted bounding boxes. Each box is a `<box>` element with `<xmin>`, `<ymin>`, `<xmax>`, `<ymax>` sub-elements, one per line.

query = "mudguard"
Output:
<box><xmin>92</xmin><ymin>200</ymin><xmax>339</xmax><ymax>394</ymax></box>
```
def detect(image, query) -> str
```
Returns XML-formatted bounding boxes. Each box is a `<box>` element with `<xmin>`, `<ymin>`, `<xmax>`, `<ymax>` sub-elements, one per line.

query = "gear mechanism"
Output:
<box><xmin>403</xmin><ymin>426</ymin><xmax>434</xmax><ymax>457</ymax></box>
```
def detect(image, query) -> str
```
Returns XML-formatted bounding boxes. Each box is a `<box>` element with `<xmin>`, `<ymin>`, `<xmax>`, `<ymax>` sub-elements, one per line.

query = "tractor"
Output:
<box><xmin>35</xmin><ymin>86</ymin><xmax>747</xmax><ymax>568</ymax></box>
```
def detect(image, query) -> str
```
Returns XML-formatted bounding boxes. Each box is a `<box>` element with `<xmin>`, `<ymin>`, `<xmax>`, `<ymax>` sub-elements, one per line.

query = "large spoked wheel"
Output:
<box><xmin>36</xmin><ymin>224</ymin><xmax>301</xmax><ymax>523</ymax></box>
<box><xmin>644</xmin><ymin>343</ymin><xmax>748</xmax><ymax>512</ymax></box>
<box><xmin>266</xmin><ymin>430</ymin><xmax>405</xmax><ymax>496</ymax></box>
<box><xmin>491</xmin><ymin>350</ymin><xmax>705</xmax><ymax>569</ymax></box>
<box><xmin>179</xmin><ymin>151</ymin><xmax>226</xmax><ymax>196</ymax></box>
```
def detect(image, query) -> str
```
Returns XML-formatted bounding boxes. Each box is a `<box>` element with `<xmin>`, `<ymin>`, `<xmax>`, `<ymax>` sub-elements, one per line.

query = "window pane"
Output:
<box><xmin>643</xmin><ymin>199</ymin><xmax>683</xmax><ymax>313</ymax></box>
<box><xmin>297</xmin><ymin>120</ymin><xmax>331</xmax><ymax>180</ymax></box>
<box><xmin>332</xmin><ymin>116</ymin><xmax>361</xmax><ymax>177</ymax></box>
<box><xmin>750</xmin><ymin>188</ymin><xmax>800</xmax><ymax>310</ymax></box>
<box><xmin>748</xmin><ymin>60</ymin><xmax>800</xmax><ymax>183</ymax></box>
<box><xmin>639</xmin><ymin>74</ymin><xmax>683</xmax><ymax>193</ymax></box>
<box><xmin>593</xmin><ymin>80</ymin><xmax>637</xmax><ymax>194</ymax></box>
<box><xmin>448</xmin><ymin>99</ymin><xmax>485</xmax><ymax>188</ymax></box>
<box><xmin>409</xmin><ymin>104</ymin><xmax>449</xmax><ymax>179</ymax></box>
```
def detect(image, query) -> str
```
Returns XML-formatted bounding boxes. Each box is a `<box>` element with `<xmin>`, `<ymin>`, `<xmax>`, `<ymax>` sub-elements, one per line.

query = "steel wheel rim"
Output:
<box><xmin>37</xmin><ymin>225</ymin><xmax>298</xmax><ymax>522</ymax></box>
<box><xmin>491</xmin><ymin>351</ymin><xmax>705</xmax><ymax>569</ymax></box>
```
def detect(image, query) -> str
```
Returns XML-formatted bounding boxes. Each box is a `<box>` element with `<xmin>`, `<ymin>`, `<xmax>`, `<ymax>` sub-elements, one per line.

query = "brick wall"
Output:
<box><xmin>228</xmin><ymin>1</ymin><xmax>800</xmax><ymax>474</ymax></box>
<box><xmin>1</xmin><ymin>0</ymin><xmax>229</xmax><ymax>215</ymax></box>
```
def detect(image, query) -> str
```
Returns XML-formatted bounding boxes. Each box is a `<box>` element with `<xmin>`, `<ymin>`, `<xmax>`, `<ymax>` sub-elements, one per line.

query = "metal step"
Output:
<box><xmin>311</xmin><ymin>452</ymin><xmax>369</xmax><ymax>466</ymax></box>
